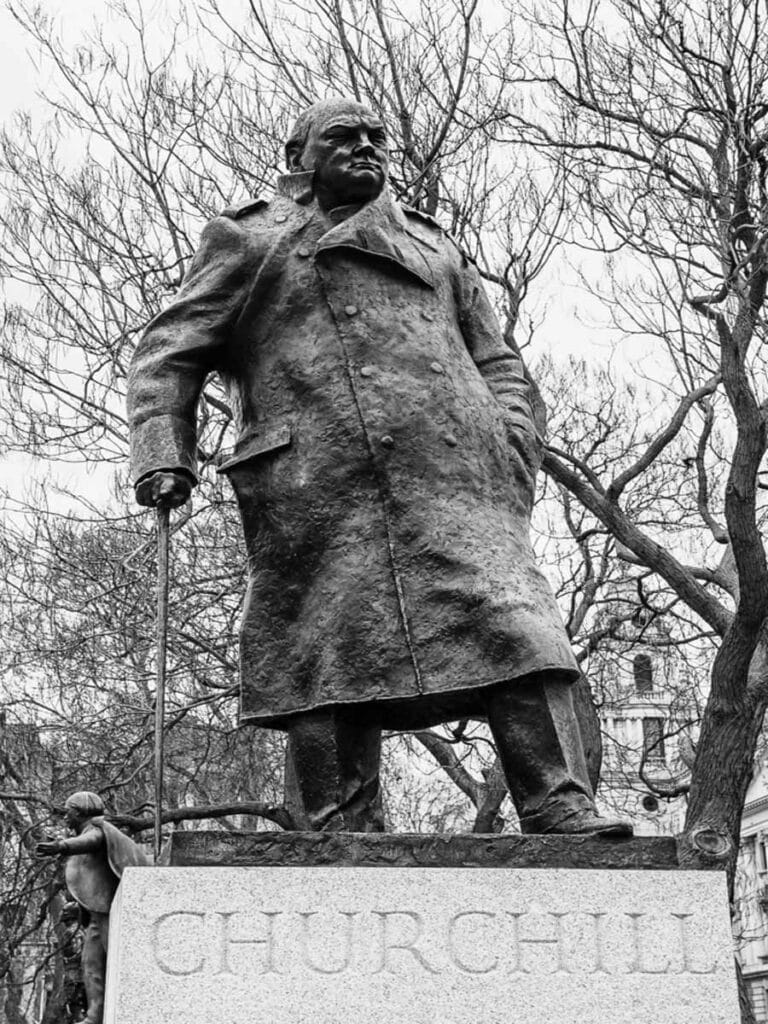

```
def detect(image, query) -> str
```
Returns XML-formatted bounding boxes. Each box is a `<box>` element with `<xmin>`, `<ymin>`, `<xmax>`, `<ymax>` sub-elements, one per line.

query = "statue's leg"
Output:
<box><xmin>81</xmin><ymin>912</ymin><xmax>108</xmax><ymax>1024</ymax></box>
<box><xmin>486</xmin><ymin>673</ymin><xmax>631</xmax><ymax>835</ymax></box>
<box><xmin>288</xmin><ymin>709</ymin><xmax>384</xmax><ymax>832</ymax></box>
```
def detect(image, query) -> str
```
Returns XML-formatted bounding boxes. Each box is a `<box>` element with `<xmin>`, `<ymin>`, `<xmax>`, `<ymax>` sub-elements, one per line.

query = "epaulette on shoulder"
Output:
<box><xmin>403</xmin><ymin>205</ymin><xmax>477</xmax><ymax>264</ymax></box>
<box><xmin>402</xmin><ymin>204</ymin><xmax>443</xmax><ymax>232</ymax></box>
<box><xmin>220</xmin><ymin>197</ymin><xmax>269</xmax><ymax>220</ymax></box>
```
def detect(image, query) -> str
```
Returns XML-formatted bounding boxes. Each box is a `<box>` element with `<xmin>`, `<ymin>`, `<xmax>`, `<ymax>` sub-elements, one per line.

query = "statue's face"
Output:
<box><xmin>301</xmin><ymin>109</ymin><xmax>389</xmax><ymax>206</ymax></box>
<box><xmin>64</xmin><ymin>805</ymin><xmax>82</xmax><ymax>830</ymax></box>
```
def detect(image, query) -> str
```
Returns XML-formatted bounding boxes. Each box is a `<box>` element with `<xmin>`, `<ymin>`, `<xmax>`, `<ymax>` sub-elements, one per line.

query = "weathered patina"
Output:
<box><xmin>129</xmin><ymin>180</ymin><xmax>579</xmax><ymax>729</ymax></box>
<box><xmin>128</xmin><ymin>98</ymin><xmax>629</xmax><ymax>837</ymax></box>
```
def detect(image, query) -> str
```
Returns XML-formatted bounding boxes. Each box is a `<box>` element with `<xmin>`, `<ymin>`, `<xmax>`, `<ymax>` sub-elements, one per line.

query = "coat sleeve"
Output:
<box><xmin>455</xmin><ymin>255</ymin><xmax>546</xmax><ymax>484</ymax></box>
<box><xmin>127</xmin><ymin>216</ymin><xmax>254</xmax><ymax>485</ymax></box>
<box><xmin>455</xmin><ymin>256</ymin><xmax>541</xmax><ymax>437</ymax></box>
<box><xmin>59</xmin><ymin>826</ymin><xmax>105</xmax><ymax>856</ymax></box>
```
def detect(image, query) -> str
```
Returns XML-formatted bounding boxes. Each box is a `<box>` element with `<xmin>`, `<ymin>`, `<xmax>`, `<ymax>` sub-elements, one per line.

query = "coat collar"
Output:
<box><xmin>276</xmin><ymin>170</ymin><xmax>315</xmax><ymax>205</ymax></box>
<box><xmin>276</xmin><ymin>174</ymin><xmax>434</xmax><ymax>288</ymax></box>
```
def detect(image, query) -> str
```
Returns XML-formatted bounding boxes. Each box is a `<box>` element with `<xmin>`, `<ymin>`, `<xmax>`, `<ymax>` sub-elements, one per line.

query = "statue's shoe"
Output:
<box><xmin>521</xmin><ymin>807</ymin><xmax>633</xmax><ymax>837</ymax></box>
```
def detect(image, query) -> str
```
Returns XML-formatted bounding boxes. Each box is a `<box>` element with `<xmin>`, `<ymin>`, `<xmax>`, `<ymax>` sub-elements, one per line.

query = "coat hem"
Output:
<box><xmin>238</xmin><ymin>661</ymin><xmax>580</xmax><ymax>731</ymax></box>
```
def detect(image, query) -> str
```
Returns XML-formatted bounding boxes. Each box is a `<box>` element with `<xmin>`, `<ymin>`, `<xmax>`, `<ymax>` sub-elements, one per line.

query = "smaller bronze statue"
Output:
<box><xmin>37</xmin><ymin>791</ymin><xmax>148</xmax><ymax>1024</ymax></box>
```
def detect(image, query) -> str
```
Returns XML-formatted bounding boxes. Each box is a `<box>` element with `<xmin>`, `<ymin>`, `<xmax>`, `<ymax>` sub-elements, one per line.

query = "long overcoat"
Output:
<box><xmin>128</xmin><ymin>174</ymin><xmax>579</xmax><ymax>729</ymax></box>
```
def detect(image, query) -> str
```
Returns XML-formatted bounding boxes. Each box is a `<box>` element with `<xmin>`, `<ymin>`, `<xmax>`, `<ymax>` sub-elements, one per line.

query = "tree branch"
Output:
<box><xmin>110</xmin><ymin>800</ymin><xmax>295</xmax><ymax>834</ymax></box>
<box><xmin>606</xmin><ymin>375</ymin><xmax>720</xmax><ymax>501</ymax></box>
<box><xmin>543</xmin><ymin>448</ymin><xmax>732</xmax><ymax>635</ymax></box>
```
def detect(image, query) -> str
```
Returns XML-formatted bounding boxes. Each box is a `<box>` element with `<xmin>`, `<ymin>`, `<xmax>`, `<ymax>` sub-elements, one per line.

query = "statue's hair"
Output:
<box><xmin>285</xmin><ymin>97</ymin><xmax>380</xmax><ymax>168</ymax></box>
<box><xmin>65</xmin><ymin>791</ymin><xmax>105</xmax><ymax>816</ymax></box>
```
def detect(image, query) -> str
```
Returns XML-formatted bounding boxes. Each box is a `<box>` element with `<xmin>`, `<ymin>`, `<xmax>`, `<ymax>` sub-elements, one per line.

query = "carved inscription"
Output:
<box><xmin>448</xmin><ymin>912</ymin><xmax>497</xmax><ymax>974</ymax></box>
<box><xmin>153</xmin><ymin>912</ymin><xmax>206</xmax><ymax>976</ymax></box>
<box><xmin>151</xmin><ymin>905</ymin><xmax>720</xmax><ymax>979</ymax></box>
<box><xmin>300</xmin><ymin>911</ymin><xmax>358</xmax><ymax>975</ymax></box>
<box><xmin>214</xmin><ymin>910</ymin><xmax>280</xmax><ymax>976</ymax></box>
<box><xmin>372</xmin><ymin>911</ymin><xmax>440</xmax><ymax>974</ymax></box>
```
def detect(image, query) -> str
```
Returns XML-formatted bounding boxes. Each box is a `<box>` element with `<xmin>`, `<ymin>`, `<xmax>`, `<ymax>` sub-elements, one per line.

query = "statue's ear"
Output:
<box><xmin>285</xmin><ymin>142</ymin><xmax>303</xmax><ymax>172</ymax></box>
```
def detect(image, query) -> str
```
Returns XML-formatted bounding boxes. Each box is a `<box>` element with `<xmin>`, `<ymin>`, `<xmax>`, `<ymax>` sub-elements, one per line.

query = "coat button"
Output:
<box><xmin>430</xmin><ymin>361</ymin><xmax>444</xmax><ymax>374</ymax></box>
<box><xmin>360</xmin><ymin>365</ymin><xmax>375</xmax><ymax>377</ymax></box>
<box><xmin>344</xmin><ymin>305</ymin><xmax>358</xmax><ymax>316</ymax></box>
<box><xmin>422</xmin><ymin>311</ymin><xmax>434</xmax><ymax>321</ymax></box>
<box><xmin>443</xmin><ymin>434</ymin><xmax>458</xmax><ymax>447</ymax></box>
<box><xmin>296</xmin><ymin>247</ymin><xmax>312</xmax><ymax>258</ymax></box>
<box><xmin>380</xmin><ymin>435</ymin><xmax>394</xmax><ymax>448</ymax></box>
<box><xmin>274</xmin><ymin>213</ymin><xmax>288</xmax><ymax>223</ymax></box>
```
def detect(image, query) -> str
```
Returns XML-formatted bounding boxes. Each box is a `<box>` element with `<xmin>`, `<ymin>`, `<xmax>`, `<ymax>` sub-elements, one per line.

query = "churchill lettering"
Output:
<box><xmin>153</xmin><ymin>912</ymin><xmax>206</xmax><ymax>977</ymax></box>
<box><xmin>300</xmin><ymin>911</ymin><xmax>358</xmax><ymax>975</ymax></box>
<box><xmin>149</xmin><ymin>905</ymin><xmax>719</xmax><ymax>979</ymax></box>
<box><xmin>447</xmin><ymin>912</ymin><xmax>498</xmax><ymax>974</ymax></box>
<box><xmin>586</xmin><ymin>912</ymin><xmax>610</xmax><ymax>975</ymax></box>
<box><xmin>372</xmin><ymin>911</ymin><xmax>440</xmax><ymax>974</ymax></box>
<box><xmin>507</xmin><ymin>911</ymin><xmax>570</xmax><ymax>974</ymax></box>
<box><xmin>215</xmin><ymin>911</ymin><xmax>281</xmax><ymax>976</ymax></box>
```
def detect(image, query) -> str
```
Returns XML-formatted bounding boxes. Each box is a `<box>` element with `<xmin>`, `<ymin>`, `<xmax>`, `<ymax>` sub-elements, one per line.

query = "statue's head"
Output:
<box><xmin>285</xmin><ymin>98</ymin><xmax>389</xmax><ymax>208</ymax></box>
<box><xmin>64</xmin><ymin>790</ymin><xmax>105</xmax><ymax>828</ymax></box>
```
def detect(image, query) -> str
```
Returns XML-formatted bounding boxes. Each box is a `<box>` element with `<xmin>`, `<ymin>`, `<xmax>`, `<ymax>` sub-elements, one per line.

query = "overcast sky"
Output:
<box><xmin>1</xmin><ymin>2</ymin><xmax>95</xmax><ymax>119</ymax></box>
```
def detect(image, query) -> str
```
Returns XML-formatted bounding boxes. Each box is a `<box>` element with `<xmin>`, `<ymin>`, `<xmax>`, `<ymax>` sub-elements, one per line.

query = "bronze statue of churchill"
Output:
<box><xmin>128</xmin><ymin>98</ymin><xmax>629</xmax><ymax>837</ymax></box>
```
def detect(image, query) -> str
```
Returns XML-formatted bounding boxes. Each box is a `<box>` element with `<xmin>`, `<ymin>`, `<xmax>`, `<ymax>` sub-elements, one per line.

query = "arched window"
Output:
<box><xmin>633</xmin><ymin>653</ymin><xmax>653</xmax><ymax>694</ymax></box>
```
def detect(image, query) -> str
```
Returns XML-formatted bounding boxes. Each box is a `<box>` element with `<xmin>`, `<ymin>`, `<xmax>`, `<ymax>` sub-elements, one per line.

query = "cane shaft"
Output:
<box><xmin>154</xmin><ymin>506</ymin><xmax>171</xmax><ymax>863</ymax></box>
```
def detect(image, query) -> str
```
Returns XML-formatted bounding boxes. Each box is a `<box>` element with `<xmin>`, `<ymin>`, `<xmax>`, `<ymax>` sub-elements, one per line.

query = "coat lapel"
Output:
<box><xmin>316</xmin><ymin>192</ymin><xmax>434</xmax><ymax>289</ymax></box>
<box><xmin>276</xmin><ymin>175</ymin><xmax>434</xmax><ymax>289</ymax></box>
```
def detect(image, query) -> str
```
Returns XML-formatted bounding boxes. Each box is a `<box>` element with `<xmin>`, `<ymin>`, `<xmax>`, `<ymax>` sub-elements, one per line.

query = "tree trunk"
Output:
<box><xmin>681</xmin><ymin>678</ymin><xmax>766</xmax><ymax>1023</ymax></box>
<box><xmin>682</xmin><ymin>686</ymin><xmax>766</xmax><ymax>889</ymax></box>
<box><xmin>572</xmin><ymin>673</ymin><xmax>602</xmax><ymax>793</ymax></box>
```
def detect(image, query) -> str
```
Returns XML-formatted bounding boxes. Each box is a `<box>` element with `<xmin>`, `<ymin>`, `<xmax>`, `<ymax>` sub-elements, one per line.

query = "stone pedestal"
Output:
<box><xmin>105</xmin><ymin>833</ymin><xmax>740</xmax><ymax>1024</ymax></box>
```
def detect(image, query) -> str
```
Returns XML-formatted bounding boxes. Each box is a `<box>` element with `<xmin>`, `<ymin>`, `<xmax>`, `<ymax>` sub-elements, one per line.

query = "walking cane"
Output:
<box><xmin>153</xmin><ymin>506</ymin><xmax>171</xmax><ymax>863</ymax></box>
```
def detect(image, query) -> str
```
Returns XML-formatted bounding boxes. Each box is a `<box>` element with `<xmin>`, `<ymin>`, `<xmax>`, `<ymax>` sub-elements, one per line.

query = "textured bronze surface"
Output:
<box><xmin>127</xmin><ymin>113</ymin><xmax>579</xmax><ymax>731</ymax></box>
<box><xmin>128</xmin><ymin>99</ymin><xmax>631</xmax><ymax>839</ymax></box>
<box><xmin>166</xmin><ymin>830</ymin><xmax>696</xmax><ymax>870</ymax></box>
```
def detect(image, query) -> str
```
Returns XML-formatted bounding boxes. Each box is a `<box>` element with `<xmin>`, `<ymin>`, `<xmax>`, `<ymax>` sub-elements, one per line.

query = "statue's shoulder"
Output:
<box><xmin>402</xmin><ymin>204</ymin><xmax>444</xmax><ymax>234</ymax></box>
<box><xmin>101</xmin><ymin>818</ymin><xmax>150</xmax><ymax>872</ymax></box>
<box><xmin>220</xmin><ymin>196</ymin><xmax>270</xmax><ymax>220</ymax></box>
<box><xmin>402</xmin><ymin>205</ymin><xmax>475</xmax><ymax>265</ymax></box>
<box><xmin>80</xmin><ymin>820</ymin><xmax>106</xmax><ymax>842</ymax></box>
<box><xmin>401</xmin><ymin>205</ymin><xmax>450</xmax><ymax>257</ymax></box>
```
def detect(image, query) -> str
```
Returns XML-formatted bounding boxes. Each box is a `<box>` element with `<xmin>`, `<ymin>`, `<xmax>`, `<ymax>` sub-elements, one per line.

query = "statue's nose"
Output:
<box><xmin>354</xmin><ymin>133</ymin><xmax>376</xmax><ymax>154</ymax></box>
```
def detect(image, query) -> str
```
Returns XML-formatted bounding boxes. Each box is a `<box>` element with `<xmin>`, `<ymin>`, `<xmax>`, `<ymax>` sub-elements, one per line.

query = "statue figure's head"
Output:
<box><xmin>64</xmin><ymin>790</ymin><xmax>105</xmax><ymax>828</ymax></box>
<box><xmin>285</xmin><ymin>98</ymin><xmax>389</xmax><ymax>209</ymax></box>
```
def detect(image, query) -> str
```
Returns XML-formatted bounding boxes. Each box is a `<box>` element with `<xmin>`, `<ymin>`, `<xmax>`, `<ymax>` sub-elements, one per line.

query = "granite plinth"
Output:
<box><xmin>106</xmin><ymin>836</ymin><xmax>739</xmax><ymax>1024</ymax></box>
